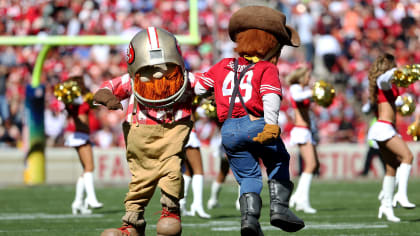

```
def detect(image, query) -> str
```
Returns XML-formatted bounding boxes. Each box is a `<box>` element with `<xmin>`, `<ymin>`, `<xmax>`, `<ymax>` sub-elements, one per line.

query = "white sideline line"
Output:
<box><xmin>210</xmin><ymin>224</ymin><xmax>388</xmax><ymax>232</ymax></box>
<box><xmin>182</xmin><ymin>221</ymin><xmax>237</xmax><ymax>227</ymax></box>
<box><xmin>308</xmin><ymin>212</ymin><xmax>420</xmax><ymax>219</ymax></box>
<box><xmin>304</xmin><ymin>223</ymin><xmax>388</xmax><ymax>230</ymax></box>
<box><xmin>0</xmin><ymin>213</ymin><xmax>103</xmax><ymax>220</ymax></box>
<box><xmin>182</xmin><ymin>220</ymin><xmax>389</xmax><ymax>231</ymax></box>
<box><xmin>0</xmin><ymin>215</ymin><xmax>390</xmax><ymax>233</ymax></box>
<box><xmin>0</xmin><ymin>229</ymin><xmax>50</xmax><ymax>233</ymax></box>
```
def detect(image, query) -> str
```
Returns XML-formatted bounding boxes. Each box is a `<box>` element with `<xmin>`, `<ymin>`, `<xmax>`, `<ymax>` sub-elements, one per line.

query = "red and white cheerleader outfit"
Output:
<box><xmin>367</xmin><ymin>68</ymin><xmax>401</xmax><ymax>142</ymax></box>
<box><xmin>289</xmin><ymin>84</ymin><xmax>314</xmax><ymax>145</ymax></box>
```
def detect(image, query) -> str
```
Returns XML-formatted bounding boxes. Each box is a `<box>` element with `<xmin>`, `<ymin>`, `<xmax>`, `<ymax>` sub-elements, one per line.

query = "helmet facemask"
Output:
<box><xmin>133</xmin><ymin>63</ymin><xmax>185</xmax><ymax>101</ymax></box>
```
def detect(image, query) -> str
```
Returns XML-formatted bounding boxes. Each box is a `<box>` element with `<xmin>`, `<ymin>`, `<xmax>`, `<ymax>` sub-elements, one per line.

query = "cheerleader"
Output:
<box><xmin>64</xmin><ymin>76</ymin><xmax>103</xmax><ymax>215</ymax></box>
<box><xmin>180</xmin><ymin>126</ymin><xmax>211</xmax><ymax>219</ymax></box>
<box><xmin>367</xmin><ymin>54</ymin><xmax>415</xmax><ymax>222</ymax></box>
<box><xmin>287</xmin><ymin>66</ymin><xmax>319</xmax><ymax>214</ymax></box>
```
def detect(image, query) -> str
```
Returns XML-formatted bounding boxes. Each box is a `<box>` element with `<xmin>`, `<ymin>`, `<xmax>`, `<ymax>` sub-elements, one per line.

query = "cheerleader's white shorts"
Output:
<box><xmin>367</xmin><ymin>120</ymin><xmax>397</xmax><ymax>142</ymax></box>
<box><xmin>185</xmin><ymin>130</ymin><xmax>201</xmax><ymax>148</ymax></box>
<box><xmin>290</xmin><ymin>126</ymin><xmax>314</xmax><ymax>145</ymax></box>
<box><xmin>65</xmin><ymin>132</ymin><xmax>90</xmax><ymax>147</ymax></box>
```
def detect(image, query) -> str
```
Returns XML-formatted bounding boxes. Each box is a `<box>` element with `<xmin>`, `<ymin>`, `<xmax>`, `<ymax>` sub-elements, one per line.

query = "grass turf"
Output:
<box><xmin>1</xmin><ymin>179</ymin><xmax>420</xmax><ymax>236</ymax></box>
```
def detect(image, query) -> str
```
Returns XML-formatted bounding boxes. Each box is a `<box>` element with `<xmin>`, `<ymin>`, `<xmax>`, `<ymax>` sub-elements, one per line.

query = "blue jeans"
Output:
<box><xmin>0</xmin><ymin>95</ymin><xmax>9</xmax><ymax>121</ymax></box>
<box><xmin>221</xmin><ymin>116</ymin><xmax>290</xmax><ymax>195</ymax></box>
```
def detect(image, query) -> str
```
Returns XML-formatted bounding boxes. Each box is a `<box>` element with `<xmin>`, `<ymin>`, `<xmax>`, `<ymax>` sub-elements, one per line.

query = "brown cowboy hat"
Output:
<box><xmin>228</xmin><ymin>5</ymin><xmax>300</xmax><ymax>47</ymax></box>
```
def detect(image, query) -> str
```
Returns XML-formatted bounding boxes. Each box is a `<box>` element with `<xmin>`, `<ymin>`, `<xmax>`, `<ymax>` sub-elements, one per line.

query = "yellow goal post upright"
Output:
<box><xmin>0</xmin><ymin>0</ymin><xmax>200</xmax><ymax>185</ymax></box>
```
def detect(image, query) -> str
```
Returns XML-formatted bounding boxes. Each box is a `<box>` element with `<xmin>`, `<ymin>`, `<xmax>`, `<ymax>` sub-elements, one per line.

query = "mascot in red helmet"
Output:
<box><xmin>95</xmin><ymin>27</ymin><xmax>195</xmax><ymax>236</ymax></box>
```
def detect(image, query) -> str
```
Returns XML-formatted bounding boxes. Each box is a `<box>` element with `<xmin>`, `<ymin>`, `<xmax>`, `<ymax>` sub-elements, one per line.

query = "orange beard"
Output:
<box><xmin>134</xmin><ymin>66</ymin><xmax>184</xmax><ymax>100</ymax></box>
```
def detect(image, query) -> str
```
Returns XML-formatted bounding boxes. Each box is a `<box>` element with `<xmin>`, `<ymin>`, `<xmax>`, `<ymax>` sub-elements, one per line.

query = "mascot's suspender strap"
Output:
<box><xmin>227</xmin><ymin>60</ymin><xmax>255</xmax><ymax>119</ymax></box>
<box><xmin>132</xmin><ymin>98</ymin><xmax>139</xmax><ymax>126</ymax></box>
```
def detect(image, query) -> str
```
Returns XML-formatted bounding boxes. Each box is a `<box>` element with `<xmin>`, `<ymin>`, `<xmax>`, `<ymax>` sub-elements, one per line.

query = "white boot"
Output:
<box><xmin>291</xmin><ymin>173</ymin><xmax>316</xmax><ymax>214</ymax></box>
<box><xmin>289</xmin><ymin>174</ymin><xmax>304</xmax><ymax>208</ymax></box>
<box><xmin>378</xmin><ymin>176</ymin><xmax>400</xmax><ymax>222</ymax></box>
<box><xmin>72</xmin><ymin>176</ymin><xmax>91</xmax><ymax>215</ymax></box>
<box><xmin>188</xmin><ymin>175</ymin><xmax>211</xmax><ymax>218</ymax></box>
<box><xmin>378</xmin><ymin>190</ymin><xmax>384</xmax><ymax>200</ymax></box>
<box><xmin>180</xmin><ymin>174</ymin><xmax>191</xmax><ymax>216</ymax></box>
<box><xmin>83</xmin><ymin>172</ymin><xmax>103</xmax><ymax>209</ymax></box>
<box><xmin>295</xmin><ymin>200</ymin><xmax>317</xmax><ymax>214</ymax></box>
<box><xmin>207</xmin><ymin>181</ymin><xmax>221</xmax><ymax>209</ymax></box>
<box><xmin>235</xmin><ymin>185</ymin><xmax>240</xmax><ymax>211</ymax></box>
<box><xmin>289</xmin><ymin>193</ymin><xmax>298</xmax><ymax>208</ymax></box>
<box><xmin>379</xmin><ymin>168</ymin><xmax>400</xmax><ymax>201</ymax></box>
<box><xmin>395</xmin><ymin>166</ymin><xmax>400</xmax><ymax>188</ymax></box>
<box><xmin>393</xmin><ymin>163</ymin><xmax>415</xmax><ymax>209</ymax></box>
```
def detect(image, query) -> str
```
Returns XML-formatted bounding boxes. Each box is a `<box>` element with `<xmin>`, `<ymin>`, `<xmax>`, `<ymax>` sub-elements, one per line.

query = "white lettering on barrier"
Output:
<box><xmin>94</xmin><ymin>149</ymin><xmax>130</xmax><ymax>184</ymax></box>
<box><xmin>0</xmin><ymin>143</ymin><xmax>419</xmax><ymax>185</ymax></box>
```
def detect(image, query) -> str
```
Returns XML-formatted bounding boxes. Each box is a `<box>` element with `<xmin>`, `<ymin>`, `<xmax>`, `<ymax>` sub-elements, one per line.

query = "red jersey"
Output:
<box><xmin>196</xmin><ymin>57</ymin><xmax>283</xmax><ymax>122</ymax></box>
<box><xmin>290</xmin><ymin>98</ymin><xmax>310</xmax><ymax>109</ymax></box>
<box><xmin>65</xmin><ymin>101</ymin><xmax>91</xmax><ymax>134</ymax></box>
<box><xmin>377</xmin><ymin>83</ymin><xmax>399</xmax><ymax>104</ymax></box>
<box><xmin>66</xmin><ymin>102</ymin><xmax>90</xmax><ymax>118</ymax></box>
<box><xmin>289</xmin><ymin>84</ymin><xmax>311</xmax><ymax>109</ymax></box>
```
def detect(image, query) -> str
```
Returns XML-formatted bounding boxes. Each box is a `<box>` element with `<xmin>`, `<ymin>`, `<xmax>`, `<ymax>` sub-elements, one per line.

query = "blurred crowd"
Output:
<box><xmin>0</xmin><ymin>0</ymin><xmax>419</xmax><ymax>149</ymax></box>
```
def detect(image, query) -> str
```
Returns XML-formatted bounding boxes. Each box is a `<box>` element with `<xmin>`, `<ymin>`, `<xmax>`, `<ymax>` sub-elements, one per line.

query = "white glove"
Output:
<box><xmin>361</xmin><ymin>102</ymin><xmax>371</xmax><ymax>114</ymax></box>
<box><xmin>395</xmin><ymin>95</ymin><xmax>404</xmax><ymax>107</ymax></box>
<box><xmin>73</xmin><ymin>96</ymin><xmax>84</xmax><ymax>105</ymax></box>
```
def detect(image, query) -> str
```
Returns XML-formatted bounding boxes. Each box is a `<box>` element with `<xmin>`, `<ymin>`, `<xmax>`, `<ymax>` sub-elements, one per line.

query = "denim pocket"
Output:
<box><xmin>246</xmin><ymin>118</ymin><xmax>265</xmax><ymax>141</ymax></box>
<box><xmin>221</xmin><ymin>119</ymin><xmax>239</xmax><ymax>151</ymax></box>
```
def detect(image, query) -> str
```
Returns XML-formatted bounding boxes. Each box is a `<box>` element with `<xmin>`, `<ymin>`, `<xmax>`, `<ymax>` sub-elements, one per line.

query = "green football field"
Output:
<box><xmin>1</xmin><ymin>179</ymin><xmax>420</xmax><ymax>236</ymax></box>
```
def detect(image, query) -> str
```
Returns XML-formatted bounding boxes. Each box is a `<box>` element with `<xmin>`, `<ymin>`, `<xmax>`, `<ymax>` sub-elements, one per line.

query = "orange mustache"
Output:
<box><xmin>134</xmin><ymin>66</ymin><xmax>184</xmax><ymax>100</ymax></box>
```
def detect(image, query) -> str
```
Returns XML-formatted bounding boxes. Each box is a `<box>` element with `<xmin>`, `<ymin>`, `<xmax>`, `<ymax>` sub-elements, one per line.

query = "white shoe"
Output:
<box><xmin>378</xmin><ymin>205</ymin><xmax>400</xmax><ymax>222</ymax></box>
<box><xmin>188</xmin><ymin>203</ymin><xmax>211</xmax><ymax>219</ymax></box>
<box><xmin>84</xmin><ymin>198</ymin><xmax>103</xmax><ymax>209</ymax></box>
<box><xmin>235</xmin><ymin>199</ymin><xmax>240</xmax><ymax>211</ymax></box>
<box><xmin>207</xmin><ymin>198</ymin><xmax>219</xmax><ymax>209</ymax></box>
<box><xmin>295</xmin><ymin>201</ymin><xmax>317</xmax><ymax>214</ymax></box>
<box><xmin>290</xmin><ymin>194</ymin><xmax>317</xmax><ymax>214</ymax></box>
<box><xmin>289</xmin><ymin>194</ymin><xmax>297</xmax><ymax>208</ymax></box>
<box><xmin>180</xmin><ymin>198</ymin><xmax>188</xmax><ymax>216</ymax></box>
<box><xmin>392</xmin><ymin>193</ymin><xmax>416</xmax><ymax>209</ymax></box>
<box><xmin>72</xmin><ymin>201</ymin><xmax>92</xmax><ymax>215</ymax></box>
<box><xmin>83</xmin><ymin>172</ymin><xmax>102</xmax><ymax>209</ymax></box>
<box><xmin>235</xmin><ymin>186</ymin><xmax>241</xmax><ymax>211</ymax></box>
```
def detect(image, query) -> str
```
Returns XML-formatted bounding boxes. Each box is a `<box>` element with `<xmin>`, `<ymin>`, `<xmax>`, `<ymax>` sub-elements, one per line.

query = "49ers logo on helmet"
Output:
<box><xmin>126</xmin><ymin>43</ymin><xmax>135</xmax><ymax>65</ymax></box>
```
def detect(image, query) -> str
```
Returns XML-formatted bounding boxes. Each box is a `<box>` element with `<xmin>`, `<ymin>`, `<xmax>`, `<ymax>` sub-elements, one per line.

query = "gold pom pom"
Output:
<box><xmin>397</xmin><ymin>95</ymin><xmax>416</xmax><ymax>116</ymax></box>
<box><xmin>53</xmin><ymin>81</ymin><xmax>82</xmax><ymax>104</ymax></box>
<box><xmin>407</xmin><ymin>121</ymin><xmax>420</xmax><ymax>141</ymax></box>
<box><xmin>192</xmin><ymin>95</ymin><xmax>202</xmax><ymax>106</ymax></box>
<box><xmin>312</xmin><ymin>80</ymin><xmax>335</xmax><ymax>107</ymax></box>
<box><xmin>200</xmin><ymin>99</ymin><xmax>217</xmax><ymax>120</ymax></box>
<box><xmin>83</xmin><ymin>92</ymin><xmax>95</xmax><ymax>108</ymax></box>
<box><xmin>392</xmin><ymin>64</ymin><xmax>420</xmax><ymax>88</ymax></box>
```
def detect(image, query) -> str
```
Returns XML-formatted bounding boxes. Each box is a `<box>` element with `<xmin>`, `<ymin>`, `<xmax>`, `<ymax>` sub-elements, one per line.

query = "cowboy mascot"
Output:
<box><xmin>194</xmin><ymin>5</ymin><xmax>305</xmax><ymax>235</ymax></box>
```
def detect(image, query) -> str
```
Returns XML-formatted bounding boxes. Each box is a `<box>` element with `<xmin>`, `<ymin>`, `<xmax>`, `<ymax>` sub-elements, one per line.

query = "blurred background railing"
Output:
<box><xmin>0</xmin><ymin>0</ymin><xmax>418</xmax><ymax>185</ymax></box>
<box><xmin>2</xmin><ymin>143</ymin><xmax>420</xmax><ymax>186</ymax></box>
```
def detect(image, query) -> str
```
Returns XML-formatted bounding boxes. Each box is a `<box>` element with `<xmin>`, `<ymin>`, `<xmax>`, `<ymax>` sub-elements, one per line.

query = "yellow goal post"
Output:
<box><xmin>0</xmin><ymin>0</ymin><xmax>200</xmax><ymax>185</ymax></box>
